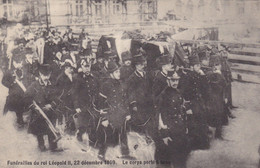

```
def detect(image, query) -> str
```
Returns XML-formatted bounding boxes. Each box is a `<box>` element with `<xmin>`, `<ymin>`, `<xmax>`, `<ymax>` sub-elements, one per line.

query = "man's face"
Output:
<box><xmin>135</xmin><ymin>62</ymin><xmax>146</xmax><ymax>71</ymax></box>
<box><xmin>82</xmin><ymin>64</ymin><xmax>91</xmax><ymax>73</ymax></box>
<box><xmin>193</xmin><ymin>64</ymin><xmax>201</xmax><ymax>73</ymax></box>
<box><xmin>65</xmin><ymin>66</ymin><xmax>74</xmax><ymax>74</ymax></box>
<box><xmin>214</xmin><ymin>64</ymin><xmax>222</xmax><ymax>71</ymax></box>
<box><xmin>167</xmin><ymin>79</ymin><xmax>179</xmax><ymax>88</ymax></box>
<box><xmin>124</xmin><ymin>60</ymin><xmax>131</xmax><ymax>66</ymax></box>
<box><xmin>39</xmin><ymin>72</ymin><xmax>51</xmax><ymax>82</ymax></box>
<box><xmin>112</xmin><ymin>69</ymin><xmax>120</xmax><ymax>80</ymax></box>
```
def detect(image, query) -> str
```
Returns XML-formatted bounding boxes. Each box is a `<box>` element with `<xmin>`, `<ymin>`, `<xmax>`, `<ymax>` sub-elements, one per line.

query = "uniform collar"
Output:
<box><xmin>135</xmin><ymin>70</ymin><xmax>145</xmax><ymax>78</ymax></box>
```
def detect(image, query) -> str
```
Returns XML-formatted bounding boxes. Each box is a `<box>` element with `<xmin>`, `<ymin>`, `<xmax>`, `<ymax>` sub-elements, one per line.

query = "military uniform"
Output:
<box><xmin>155</xmin><ymin>87</ymin><xmax>190</xmax><ymax>168</ymax></box>
<box><xmin>73</xmin><ymin>71</ymin><xmax>99</xmax><ymax>140</ymax></box>
<box><xmin>179</xmin><ymin>69</ymin><xmax>210</xmax><ymax>150</ymax></box>
<box><xmin>95</xmin><ymin>76</ymin><xmax>130</xmax><ymax>159</ymax></box>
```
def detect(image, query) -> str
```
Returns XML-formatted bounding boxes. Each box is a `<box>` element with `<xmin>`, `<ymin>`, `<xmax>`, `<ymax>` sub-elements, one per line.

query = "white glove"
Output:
<box><xmin>101</xmin><ymin>120</ymin><xmax>109</xmax><ymax>127</ymax></box>
<box><xmin>186</xmin><ymin>109</ymin><xmax>193</xmax><ymax>115</ymax></box>
<box><xmin>43</xmin><ymin>104</ymin><xmax>52</xmax><ymax>110</ymax></box>
<box><xmin>75</xmin><ymin>108</ymin><xmax>81</xmax><ymax>113</ymax></box>
<box><xmin>163</xmin><ymin>137</ymin><xmax>173</xmax><ymax>146</ymax></box>
<box><xmin>199</xmin><ymin>69</ymin><xmax>205</xmax><ymax>75</ymax></box>
<box><xmin>125</xmin><ymin>115</ymin><xmax>131</xmax><ymax>121</ymax></box>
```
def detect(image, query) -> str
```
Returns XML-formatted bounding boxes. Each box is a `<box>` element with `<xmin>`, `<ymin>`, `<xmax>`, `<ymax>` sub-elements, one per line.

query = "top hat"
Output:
<box><xmin>156</xmin><ymin>54</ymin><xmax>172</xmax><ymax>66</ymax></box>
<box><xmin>38</xmin><ymin>64</ymin><xmax>52</xmax><ymax>75</ymax></box>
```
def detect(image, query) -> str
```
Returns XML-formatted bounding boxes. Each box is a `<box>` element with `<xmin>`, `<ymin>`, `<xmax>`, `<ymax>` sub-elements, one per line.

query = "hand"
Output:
<box><xmin>163</xmin><ymin>137</ymin><xmax>173</xmax><ymax>146</ymax></box>
<box><xmin>76</xmin><ymin>108</ymin><xmax>81</xmax><ymax>113</ymax></box>
<box><xmin>101</xmin><ymin>120</ymin><xmax>109</xmax><ymax>127</ymax></box>
<box><xmin>43</xmin><ymin>104</ymin><xmax>52</xmax><ymax>110</ymax></box>
<box><xmin>125</xmin><ymin>115</ymin><xmax>131</xmax><ymax>121</ymax></box>
<box><xmin>132</xmin><ymin>106</ymin><xmax>137</xmax><ymax>112</ymax></box>
<box><xmin>199</xmin><ymin>70</ymin><xmax>205</xmax><ymax>75</ymax></box>
<box><xmin>158</xmin><ymin>122</ymin><xmax>168</xmax><ymax>130</ymax></box>
<box><xmin>186</xmin><ymin>109</ymin><xmax>193</xmax><ymax>115</ymax></box>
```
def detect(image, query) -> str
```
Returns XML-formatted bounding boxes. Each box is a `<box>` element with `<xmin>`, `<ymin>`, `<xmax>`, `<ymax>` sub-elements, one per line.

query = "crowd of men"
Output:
<box><xmin>0</xmin><ymin>25</ymin><xmax>237</xmax><ymax>168</ymax></box>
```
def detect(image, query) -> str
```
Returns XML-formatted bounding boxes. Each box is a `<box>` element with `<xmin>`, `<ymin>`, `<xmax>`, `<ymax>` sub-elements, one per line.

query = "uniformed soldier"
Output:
<box><xmin>93</xmin><ymin>61</ymin><xmax>134</xmax><ymax>161</ymax></box>
<box><xmin>155</xmin><ymin>71</ymin><xmax>190</xmax><ymax>168</ymax></box>
<box><xmin>178</xmin><ymin>53</ymin><xmax>210</xmax><ymax>150</ymax></box>
<box><xmin>73</xmin><ymin>58</ymin><xmax>99</xmax><ymax>141</ymax></box>
<box><xmin>24</xmin><ymin>64</ymin><xmax>62</xmax><ymax>152</ymax></box>
<box><xmin>152</xmin><ymin>54</ymin><xmax>174</xmax><ymax>108</ymax></box>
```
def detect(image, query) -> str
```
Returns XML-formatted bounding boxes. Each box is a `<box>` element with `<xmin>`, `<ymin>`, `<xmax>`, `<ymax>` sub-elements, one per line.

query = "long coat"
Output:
<box><xmin>24</xmin><ymin>79</ymin><xmax>57</xmax><ymax>136</ymax></box>
<box><xmin>98</xmin><ymin>78</ymin><xmax>129</xmax><ymax>129</ymax></box>
<box><xmin>155</xmin><ymin>87</ymin><xmax>190</xmax><ymax>167</ymax></box>
<box><xmin>207</xmin><ymin>72</ymin><xmax>227</xmax><ymax>127</ymax></box>
<box><xmin>126</xmin><ymin>70</ymin><xmax>154</xmax><ymax>125</ymax></box>
<box><xmin>2</xmin><ymin>69</ymin><xmax>28</xmax><ymax>113</ymax></box>
<box><xmin>178</xmin><ymin>70</ymin><xmax>210</xmax><ymax>150</ymax></box>
<box><xmin>152</xmin><ymin>70</ymin><xmax>168</xmax><ymax>107</ymax></box>
<box><xmin>55</xmin><ymin>72</ymin><xmax>78</xmax><ymax>110</ymax></box>
<box><xmin>73</xmin><ymin>72</ymin><xmax>99</xmax><ymax>129</ymax></box>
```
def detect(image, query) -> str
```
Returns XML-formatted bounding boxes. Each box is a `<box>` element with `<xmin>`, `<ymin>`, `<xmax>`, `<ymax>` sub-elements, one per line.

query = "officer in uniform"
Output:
<box><xmin>73</xmin><ymin>58</ymin><xmax>99</xmax><ymax>141</ymax></box>
<box><xmin>24</xmin><ymin>64</ymin><xmax>62</xmax><ymax>152</ymax></box>
<box><xmin>152</xmin><ymin>54</ymin><xmax>174</xmax><ymax>108</ymax></box>
<box><xmin>178</xmin><ymin>53</ymin><xmax>210</xmax><ymax>150</ymax></box>
<box><xmin>94</xmin><ymin>61</ymin><xmax>134</xmax><ymax>160</ymax></box>
<box><xmin>155</xmin><ymin>71</ymin><xmax>190</xmax><ymax>168</ymax></box>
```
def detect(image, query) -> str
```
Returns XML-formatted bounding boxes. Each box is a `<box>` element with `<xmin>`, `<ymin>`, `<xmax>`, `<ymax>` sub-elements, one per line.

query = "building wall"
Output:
<box><xmin>49</xmin><ymin>0</ymin><xmax>158</xmax><ymax>26</ymax></box>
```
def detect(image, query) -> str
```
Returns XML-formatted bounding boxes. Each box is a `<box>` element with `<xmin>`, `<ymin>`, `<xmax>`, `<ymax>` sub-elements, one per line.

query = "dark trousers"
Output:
<box><xmin>98</xmin><ymin>126</ymin><xmax>129</xmax><ymax>156</ymax></box>
<box><xmin>37</xmin><ymin>133</ymin><xmax>57</xmax><ymax>150</ymax></box>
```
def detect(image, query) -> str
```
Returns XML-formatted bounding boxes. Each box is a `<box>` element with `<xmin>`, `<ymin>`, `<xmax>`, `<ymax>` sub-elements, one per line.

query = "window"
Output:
<box><xmin>113</xmin><ymin>1</ymin><xmax>120</xmax><ymax>14</ymax></box>
<box><xmin>3</xmin><ymin>0</ymin><xmax>13</xmax><ymax>18</ymax></box>
<box><xmin>86</xmin><ymin>0</ymin><xmax>92</xmax><ymax>14</ymax></box>
<box><xmin>95</xmin><ymin>4</ymin><xmax>102</xmax><ymax>16</ymax></box>
<box><xmin>75</xmin><ymin>0</ymin><xmax>83</xmax><ymax>16</ymax></box>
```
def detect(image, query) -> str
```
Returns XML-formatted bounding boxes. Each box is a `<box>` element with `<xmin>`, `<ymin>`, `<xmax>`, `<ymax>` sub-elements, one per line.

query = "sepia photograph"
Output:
<box><xmin>0</xmin><ymin>0</ymin><xmax>259</xmax><ymax>168</ymax></box>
